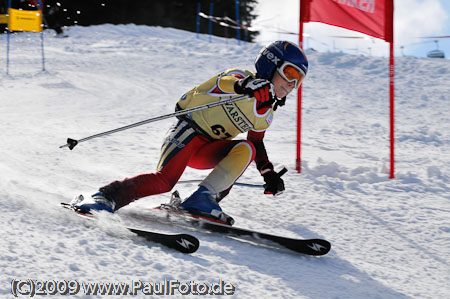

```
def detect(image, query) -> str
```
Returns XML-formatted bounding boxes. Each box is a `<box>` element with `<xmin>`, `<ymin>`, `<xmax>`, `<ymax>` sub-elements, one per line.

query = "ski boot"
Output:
<box><xmin>179</xmin><ymin>186</ymin><xmax>234</xmax><ymax>225</ymax></box>
<box><xmin>70</xmin><ymin>192</ymin><xmax>116</xmax><ymax>214</ymax></box>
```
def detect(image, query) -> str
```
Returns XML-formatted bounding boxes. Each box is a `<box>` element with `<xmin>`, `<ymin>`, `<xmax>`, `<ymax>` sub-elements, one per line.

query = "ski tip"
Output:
<box><xmin>127</xmin><ymin>227</ymin><xmax>200</xmax><ymax>254</ymax></box>
<box><xmin>174</xmin><ymin>234</ymin><xmax>200</xmax><ymax>254</ymax></box>
<box><xmin>305</xmin><ymin>239</ymin><xmax>331</xmax><ymax>256</ymax></box>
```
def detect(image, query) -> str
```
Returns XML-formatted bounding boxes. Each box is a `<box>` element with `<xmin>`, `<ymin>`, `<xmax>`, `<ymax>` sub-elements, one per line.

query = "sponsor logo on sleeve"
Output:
<box><xmin>266</xmin><ymin>113</ymin><xmax>273</xmax><ymax>126</ymax></box>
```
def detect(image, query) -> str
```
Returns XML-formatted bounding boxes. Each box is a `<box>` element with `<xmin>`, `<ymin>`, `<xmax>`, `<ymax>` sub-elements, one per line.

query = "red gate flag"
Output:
<box><xmin>298</xmin><ymin>0</ymin><xmax>395</xmax><ymax>178</ymax></box>
<box><xmin>301</xmin><ymin>0</ymin><xmax>393</xmax><ymax>42</ymax></box>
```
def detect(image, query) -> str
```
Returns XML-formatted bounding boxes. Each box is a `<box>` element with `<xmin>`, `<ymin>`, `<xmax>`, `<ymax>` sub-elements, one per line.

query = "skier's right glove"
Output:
<box><xmin>235</xmin><ymin>76</ymin><xmax>275</xmax><ymax>104</ymax></box>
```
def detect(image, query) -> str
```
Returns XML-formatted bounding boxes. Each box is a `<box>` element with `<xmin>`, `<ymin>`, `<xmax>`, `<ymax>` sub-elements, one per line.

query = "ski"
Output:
<box><xmin>126</xmin><ymin>227</ymin><xmax>199</xmax><ymax>254</ymax></box>
<box><xmin>61</xmin><ymin>203</ymin><xmax>199</xmax><ymax>254</ymax></box>
<box><xmin>150</xmin><ymin>203</ymin><xmax>331</xmax><ymax>256</ymax></box>
<box><xmin>191</xmin><ymin>219</ymin><xmax>330</xmax><ymax>256</ymax></box>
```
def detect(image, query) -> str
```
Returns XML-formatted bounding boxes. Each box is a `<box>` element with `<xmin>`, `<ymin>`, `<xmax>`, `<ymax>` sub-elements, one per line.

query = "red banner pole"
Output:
<box><xmin>389</xmin><ymin>41</ymin><xmax>395</xmax><ymax>178</ymax></box>
<box><xmin>296</xmin><ymin>16</ymin><xmax>304</xmax><ymax>173</ymax></box>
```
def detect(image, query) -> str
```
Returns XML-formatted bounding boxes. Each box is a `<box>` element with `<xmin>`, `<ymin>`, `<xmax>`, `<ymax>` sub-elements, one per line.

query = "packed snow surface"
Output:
<box><xmin>1</xmin><ymin>25</ymin><xmax>449</xmax><ymax>298</ymax></box>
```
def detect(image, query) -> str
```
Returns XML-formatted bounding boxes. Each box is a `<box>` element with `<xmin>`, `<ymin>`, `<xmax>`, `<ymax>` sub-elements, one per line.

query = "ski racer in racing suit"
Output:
<box><xmin>74</xmin><ymin>40</ymin><xmax>308</xmax><ymax>225</ymax></box>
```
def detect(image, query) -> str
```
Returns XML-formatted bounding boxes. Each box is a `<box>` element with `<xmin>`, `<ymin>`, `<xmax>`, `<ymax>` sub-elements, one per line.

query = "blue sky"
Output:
<box><xmin>254</xmin><ymin>0</ymin><xmax>450</xmax><ymax>59</ymax></box>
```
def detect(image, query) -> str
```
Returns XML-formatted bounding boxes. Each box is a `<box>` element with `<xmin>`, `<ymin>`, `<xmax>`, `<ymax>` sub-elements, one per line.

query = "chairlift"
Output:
<box><xmin>427</xmin><ymin>40</ymin><xmax>445</xmax><ymax>58</ymax></box>
<box><xmin>427</xmin><ymin>50</ymin><xmax>445</xmax><ymax>58</ymax></box>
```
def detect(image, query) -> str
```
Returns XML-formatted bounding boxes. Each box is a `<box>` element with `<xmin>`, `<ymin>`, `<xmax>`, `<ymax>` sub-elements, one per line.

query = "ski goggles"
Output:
<box><xmin>276</xmin><ymin>61</ymin><xmax>306</xmax><ymax>89</ymax></box>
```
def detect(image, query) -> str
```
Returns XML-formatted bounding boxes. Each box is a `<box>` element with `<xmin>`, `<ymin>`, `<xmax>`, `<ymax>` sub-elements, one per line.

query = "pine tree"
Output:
<box><xmin>55</xmin><ymin>0</ymin><xmax>259</xmax><ymax>42</ymax></box>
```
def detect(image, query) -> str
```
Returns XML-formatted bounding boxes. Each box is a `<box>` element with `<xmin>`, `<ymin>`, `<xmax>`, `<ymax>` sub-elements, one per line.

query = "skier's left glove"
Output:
<box><xmin>263</xmin><ymin>170</ymin><xmax>286</xmax><ymax>195</ymax></box>
<box><xmin>258</xmin><ymin>162</ymin><xmax>286</xmax><ymax>196</ymax></box>
<box><xmin>235</xmin><ymin>76</ymin><xmax>275</xmax><ymax>104</ymax></box>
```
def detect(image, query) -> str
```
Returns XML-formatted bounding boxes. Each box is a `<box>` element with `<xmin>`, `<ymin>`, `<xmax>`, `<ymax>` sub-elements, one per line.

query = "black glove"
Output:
<box><xmin>263</xmin><ymin>170</ymin><xmax>285</xmax><ymax>195</ymax></box>
<box><xmin>235</xmin><ymin>76</ymin><xmax>275</xmax><ymax>104</ymax></box>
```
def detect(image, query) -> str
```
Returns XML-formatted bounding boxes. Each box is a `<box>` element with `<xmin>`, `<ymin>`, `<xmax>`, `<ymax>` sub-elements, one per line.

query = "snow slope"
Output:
<box><xmin>1</xmin><ymin>25</ymin><xmax>449</xmax><ymax>298</ymax></box>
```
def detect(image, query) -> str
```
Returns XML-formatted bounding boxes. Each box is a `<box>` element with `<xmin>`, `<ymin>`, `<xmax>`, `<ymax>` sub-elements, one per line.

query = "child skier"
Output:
<box><xmin>73</xmin><ymin>40</ymin><xmax>308</xmax><ymax>225</ymax></box>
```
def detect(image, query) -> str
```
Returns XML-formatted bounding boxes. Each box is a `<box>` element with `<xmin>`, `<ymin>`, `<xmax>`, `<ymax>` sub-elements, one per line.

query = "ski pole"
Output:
<box><xmin>178</xmin><ymin>167</ymin><xmax>288</xmax><ymax>189</ymax></box>
<box><xmin>60</xmin><ymin>94</ymin><xmax>249</xmax><ymax>150</ymax></box>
